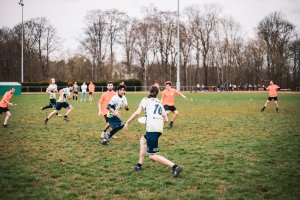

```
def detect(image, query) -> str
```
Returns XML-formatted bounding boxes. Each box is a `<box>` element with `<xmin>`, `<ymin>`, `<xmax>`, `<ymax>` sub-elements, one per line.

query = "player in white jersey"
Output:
<box><xmin>124</xmin><ymin>85</ymin><xmax>183</xmax><ymax>177</ymax></box>
<box><xmin>41</xmin><ymin>78</ymin><xmax>58</xmax><ymax>110</ymax></box>
<box><xmin>44</xmin><ymin>82</ymin><xmax>74</xmax><ymax>125</ymax></box>
<box><xmin>101</xmin><ymin>84</ymin><xmax>129</xmax><ymax>145</ymax></box>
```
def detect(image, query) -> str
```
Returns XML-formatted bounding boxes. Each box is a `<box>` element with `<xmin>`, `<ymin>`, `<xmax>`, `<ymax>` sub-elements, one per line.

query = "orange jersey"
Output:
<box><xmin>89</xmin><ymin>84</ymin><xmax>95</xmax><ymax>92</ymax></box>
<box><xmin>161</xmin><ymin>88</ymin><xmax>180</xmax><ymax>106</ymax></box>
<box><xmin>267</xmin><ymin>84</ymin><xmax>279</xmax><ymax>97</ymax></box>
<box><xmin>0</xmin><ymin>91</ymin><xmax>13</xmax><ymax>108</ymax></box>
<box><xmin>98</xmin><ymin>90</ymin><xmax>116</xmax><ymax>115</ymax></box>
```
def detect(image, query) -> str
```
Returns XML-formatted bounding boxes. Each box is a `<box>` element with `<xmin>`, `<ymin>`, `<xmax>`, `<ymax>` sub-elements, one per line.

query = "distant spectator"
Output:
<box><xmin>88</xmin><ymin>82</ymin><xmax>95</xmax><ymax>103</ymax></box>
<box><xmin>80</xmin><ymin>82</ymin><xmax>87</xmax><ymax>102</ymax></box>
<box><xmin>196</xmin><ymin>83</ymin><xmax>200</xmax><ymax>92</ymax></box>
<box><xmin>73</xmin><ymin>82</ymin><xmax>79</xmax><ymax>101</ymax></box>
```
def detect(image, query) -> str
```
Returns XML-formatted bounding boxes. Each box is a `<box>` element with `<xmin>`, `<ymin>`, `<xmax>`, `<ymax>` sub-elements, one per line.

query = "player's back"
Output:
<box><xmin>141</xmin><ymin>97</ymin><xmax>165</xmax><ymax>133</ymax></box>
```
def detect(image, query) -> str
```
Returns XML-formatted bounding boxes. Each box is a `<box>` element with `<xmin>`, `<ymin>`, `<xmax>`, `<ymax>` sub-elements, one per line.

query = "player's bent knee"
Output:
<box><xmin>6</xmin><ymin>112</ymin><xmax>11</xmax><ymax>117</ymax></box>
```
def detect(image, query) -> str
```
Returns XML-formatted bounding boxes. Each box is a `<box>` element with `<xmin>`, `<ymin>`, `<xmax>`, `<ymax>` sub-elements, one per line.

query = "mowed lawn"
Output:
<box><xmin>0</xmin><ymin>92</ymin><xmax>300</xmax><ymax>200</ymax></box>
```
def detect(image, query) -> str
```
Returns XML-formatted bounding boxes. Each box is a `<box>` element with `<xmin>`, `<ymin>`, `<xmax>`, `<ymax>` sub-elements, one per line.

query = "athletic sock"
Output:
<box><xmin>172</xmin><ymin>164</ymin><xmax>178</xmax><ymax>170</ymax></box>
<box><xmin>42</xmin><ymin>105</ymin><xmax>52</xmax><ymax>110</ymax></box>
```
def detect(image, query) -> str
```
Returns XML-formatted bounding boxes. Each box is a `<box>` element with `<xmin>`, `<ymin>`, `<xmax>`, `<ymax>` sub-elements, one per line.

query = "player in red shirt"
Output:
<box><xmin>260</xmin><ymin>81</ymin><xmax>280</xmax><ymax>112</ymax></box>
<box><xmin>0</xmin><ymin>87</ymin><xmax>15</xmax><ymax>128</ymax></box>
<box><xmin>161</xmin><ymin>81</ymin><xmax>186</xmax><ymax>128</ymax></box>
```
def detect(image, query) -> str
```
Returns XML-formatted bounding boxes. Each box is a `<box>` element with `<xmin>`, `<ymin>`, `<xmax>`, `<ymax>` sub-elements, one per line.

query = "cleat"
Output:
<box><xmin>3</xmin><ymin>124</ymin><xmax>8</xmax><ymax>128</ymax></box>
<box><xmin>101</xmin><ymin>139</ymin><xmax>108</xmax><ymax>145</ymax></box>
<box><xmin>133</xmin><ymin>164</ymin><xmax>142</xmax><ymax>171</ymax></box>
<box><xmin>44</xmin><ymin>118</ymin><xmax>49</xmax><ymax>125</ymax></box>
<box><xmin>169</xmin><ymin>123</ymin><xmax>173</xmax><ymax>129</ymax></box>
<box><xmin>276</xmin><ymin>108</ymin><xmax>279</xmax><ymax>112</ymax></box>
<box><xmin>64</xmin><ymin>116</ymin><xmax>69</xmax><ymax>122</ymax></box>
<box><xmin>172</xmin><ymin>165</ymin><xmax>183</xmax><ymax>177</ymax></box>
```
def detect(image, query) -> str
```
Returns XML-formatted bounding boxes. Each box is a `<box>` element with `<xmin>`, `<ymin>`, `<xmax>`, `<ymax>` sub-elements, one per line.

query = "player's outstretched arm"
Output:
<box><xmin>124</xmin><ymin>107</ymin><xmax>142</xmax><ymax>130</ymax></box>
<box><xmin>178</xmin><ymin>91</ymin><xmax>186</xmax><ymax>100</ymax></box>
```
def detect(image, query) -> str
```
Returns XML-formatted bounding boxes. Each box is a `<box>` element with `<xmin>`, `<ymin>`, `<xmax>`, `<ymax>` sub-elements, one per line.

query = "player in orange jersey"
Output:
<box><xmin>161</xmin><ymin>81</ymin><xmax>186</xmax><ymax>128</ymax></box>
<box><xmin>88</xmin><ymin>82</ymin><xmax>95</xmax><ymax>102</ymax></box>
<box><xmin>98</xmin><ymin>81</ymin><xmax>117</xmax><ymax>138</ymax></box>
<box><xmin>0</xmin><ymin>87</ymin><xmax>16</xmax><ymax>128</ymax></box>
<box><xmin>261</xmin><ymin>81</ymin><xmax>280</xmax><ymax>112</ymax></box>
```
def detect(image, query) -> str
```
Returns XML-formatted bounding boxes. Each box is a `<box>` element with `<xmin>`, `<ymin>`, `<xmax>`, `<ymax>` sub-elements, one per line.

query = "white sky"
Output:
<box><xmin>1</xmin><ymin>0</ymin><xmax>300</xmax><ymax>58</ymax></box>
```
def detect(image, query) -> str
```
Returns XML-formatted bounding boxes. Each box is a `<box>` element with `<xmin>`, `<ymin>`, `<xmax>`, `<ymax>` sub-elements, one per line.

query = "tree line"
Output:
<box><xmin>0</xmin><ymin>4</ymin><xmax>299</xmax><ymax>89</ymax></box>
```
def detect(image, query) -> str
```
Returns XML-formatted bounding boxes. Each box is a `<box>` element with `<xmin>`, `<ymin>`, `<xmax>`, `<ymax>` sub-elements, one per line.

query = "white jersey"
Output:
<box><xmin>108</xmin><ymin>94</ymin><xmax>128</xmax><ymax>112</ymax></box>
<box><xmin>139</xmin><ymin>97</ymin><xmax>166</xmax><ymax>133</ymax></box>
<box><xmin>58</xmin><ymin>88</ymin><xmax>71</xmax><ymax>102</ymax></box>
<box><xmin>81</xmin><ymin>84</ymin><xmax>87</xmax><ymax>93</ymax></box>
<box><xmin>46</xmin><ymin>84</ymin><xmax>58</xmax><ymax>99</ymax></box>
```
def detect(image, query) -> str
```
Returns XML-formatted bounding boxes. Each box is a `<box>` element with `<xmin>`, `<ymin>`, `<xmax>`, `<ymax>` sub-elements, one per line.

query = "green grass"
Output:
<box><xmin>0</xmin><ymin>92</ymin><xmax>300</xmax><ymax>200</ymax></box>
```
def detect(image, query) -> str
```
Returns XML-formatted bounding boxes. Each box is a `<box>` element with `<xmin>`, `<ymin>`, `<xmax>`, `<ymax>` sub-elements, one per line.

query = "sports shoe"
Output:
<box><xmin>3</xmin><ymin>124</ymin><xmax>8</xmax><ymax>128</ymax></box>
<box><xmin>260</xmin><ymin>107</ymin><xmax>265</xmax><ymax>112</ymax></box>
<box><xmin>64</xmin><ymin>116</ymin><xmax>69</xmax><ymax>122</ymax></box>
<box><xmin>172</xmin><ymin>165</ymin><xmax>183</xmax><ymax>177</ymax></box>
<box><xmin>101</xmin><ymin>139</ymin><xmax>108</xmax><ymax>145</ymax></box>
<box><xmin>276</xmin><ymin>108</ymin><xmax>279</xmax><ymax>112</ymax></box>
<box><xmin>133</xmin><ymin>164</ymin><xmax>142</xmax><ymax>171</ymax></box>
<box><xmin>169</xmin><ymin>123</ymin><xmax>173</xmax><ymax>129</ymax></box>
<box><xmin>44</xmin><ymin>118</ymin><xmax>49</xmax><ymax>125</ymax></box>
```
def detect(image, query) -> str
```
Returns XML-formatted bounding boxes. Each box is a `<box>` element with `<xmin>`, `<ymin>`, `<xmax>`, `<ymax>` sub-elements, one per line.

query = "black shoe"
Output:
<box><xmin>3</xmin><ymin>124</ymin><xmax>8</xmax><ymax>128</ymax></box>
<box><xmin>260</xmin><ymin>108</ymin><xmax>265</xmax><ymax>112</ymax></box>
<box><xmin>169</xmin><ymin>123</ymin><xmax>173</xmax><ymax>129</ymax></box>
<box><xmin>172</xmin><ymin>165</ymin><xmax>183</xmax><ymax>177</ymax></box>
<box><xmin>64</xmin><ymin>116</ymin><xmax>69</xmax><ymax>122</ymax></box>
<box><xmin>276</xmin><ymin>108</ymin><xmax>279</xmax><ymax>112</ymax></box>
<box><xmin>44</xmin><ymin>118</ymin><xmax>49</xmax><ymax>125</ymax></box>
<box><xmin>133</xmin><ymin>164</ymin><xmax>142</xmax><ymax>171</ymax></box>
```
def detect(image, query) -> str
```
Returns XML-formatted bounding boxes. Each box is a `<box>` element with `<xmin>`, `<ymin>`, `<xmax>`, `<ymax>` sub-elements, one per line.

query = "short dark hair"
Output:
<box><xmin>165</xmin><ymin>81</ymin><xmax>172</xmax><ymax>86</ymax></box>
<box><xmin>68</xmin><ymin>82</ymin><xmax>73</xmax><ymax>87</ymax></box>
<box><xmin>10</xmin><ymin>86</ymin><xmax>15</xmax><ymax>90</ymax></box>
<box><xmin>148</xmin><ymin>86</ymin><xmax>159</xmax><ymax>98</ymax></box>
<box><xmin>107</xmin><ymin>81</ymin><xmax>113</xmax><ymax>85</ymax></box>
<box><xmin>117</xmin><ymin>84</ymin><xmax>126</xmax><ymax>91</ymax></box>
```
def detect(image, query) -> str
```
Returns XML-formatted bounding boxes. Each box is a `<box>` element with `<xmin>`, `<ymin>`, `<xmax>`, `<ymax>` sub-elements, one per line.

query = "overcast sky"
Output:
<box><xmin>1</xmin><ymin>0</ymin><xmax>300</xmax><ymax>58</ymax></box>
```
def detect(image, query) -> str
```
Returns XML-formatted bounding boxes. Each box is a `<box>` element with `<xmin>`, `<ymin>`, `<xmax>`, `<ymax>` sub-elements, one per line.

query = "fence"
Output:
<box><xmin>21</xmin><ymin>85</ymin><xmax>270</xmax><ymax>93</ymax></box>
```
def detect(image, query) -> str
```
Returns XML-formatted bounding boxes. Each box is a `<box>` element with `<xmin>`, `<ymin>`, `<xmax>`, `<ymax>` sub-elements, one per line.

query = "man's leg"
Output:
<box><xmin>45</xmin><ymin>110</ymin><xmax>58</xmax><ymax>124</ymax></box>
<box><xmin>274</xmin><ymin>100</ymin><xmax>279</xmax><ymax>112</ymax></box>
<box><xmin>64</xmin><ymin>105</ymin><xmax>73</xmax><ymax>122</ymax></box>
<box><xmin>41</xmin><ymin>104</ymin><xmax>53</xmax><ymax>110</ymax></box>
<box><xmin>149</xmin><ymin>154</ymin><xmax>183</xmax><ymax>177</ymax></box>
<box><xmin>261</xmin><ymin>100</ymin><xmax>270</xmax><ymax>112</ymax></box>
<box><xmin>133</xmin><ymin>137</ymin><xmax>147</xmax><ymax>171</ymax></box>
<box><xmin>3</xmin><ymin>111</ymin><xmax>11</xmax><ymax>126</ymax></box>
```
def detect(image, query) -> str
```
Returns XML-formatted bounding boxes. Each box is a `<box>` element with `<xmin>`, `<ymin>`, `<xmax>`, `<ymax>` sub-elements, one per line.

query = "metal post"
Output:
<box><xmin>19</xmin><ymin>0</ymin><xmax>24</xmax><ymax>83</ymax></box>
<box><xmin>176</xmin><ymin>0</ymin><xmax>180</xmax><ymax>91</ymax></box>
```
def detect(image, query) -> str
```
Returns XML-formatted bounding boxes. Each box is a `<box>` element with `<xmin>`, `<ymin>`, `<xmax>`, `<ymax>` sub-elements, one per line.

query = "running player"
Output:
<box><xmin>260</xmin><ymin>80</ymin><xmax>280</xmax><ymax>112</ymax></box>
<box><xmin>161</xmin><ymin>81</ymin><xmax>186</xmax><ymax>128</ymax></box>
<box><xmin>41</xmin><ymin>78</ymin><xmax>58</xmax><ymax>110</ymax></box>
<box><xmin>88</xmin><ymin>82</ymin><xmax>95</xmax><ymax>102</ymax></box>
<box><xmin>124</xmin><ymin>85</ymin><xmax>183</xmax><ymax>177</ymax></box>
<box><xmin>101</xmin><ymin>84</ymin><xmax>129</xmax><ymax>145</ymax></box>
<box><xmin>98</xmin><ymin>81</ymin><xmax>117</xmax><ymax>138</ymax></box>
<box><xmin>0</xmin><ymin>87</ymin><xmax>15</xmax><ymax>128</ymax></box>
<box><xmin>44</xmin><ymin>82</ymin><xmax>74</xmax><ymax>124</ymax></box>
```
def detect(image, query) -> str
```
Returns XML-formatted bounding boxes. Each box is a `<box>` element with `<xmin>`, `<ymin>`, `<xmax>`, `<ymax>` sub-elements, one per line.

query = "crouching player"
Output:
<box><xmin>124</xmin><ymin>85</ymin><xmax>183</xmax><ymax>177</ymax></box>
<box><xmin>44</xmin><ymin>82</ymin><xmax>74</xmax><ymax>124</ymax></box>
<box><xmin>101</xmin><ymin>84</ymin><xmax>129</xmax><ymax>144</ymax></box>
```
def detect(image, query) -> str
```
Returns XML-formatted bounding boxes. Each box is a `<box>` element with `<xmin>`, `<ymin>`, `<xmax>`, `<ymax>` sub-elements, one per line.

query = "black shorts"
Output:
<box><xmin>104</xmin><ymin>114</ymin><xmax>109</xmax><ymax>122</ymax></box>
<box><xmin>144</xmin><ymin>132</ymin><xmax>162</xmax><ymax>154</ymax></box>
<box><xmin>55</xmin><ymin>102</ymin><xmax>70</xmax><ymax>111</ymax></box>
<box><xmin>50</xmin><ymin>99</ymin><xmax>57</xmax><ymax>107</ymax></box>
<box><xmin>164</xmin><ymin>105</ymin><xmax>177</xmax><ymax>113</ymax></box>
<box><xmin>73</xmin><ymin>91</ymin><xmax>79</xmax><ymax>94</ymax></box>
<box><xmin>0</xmin><ymin>107</ymin><xmax>9</xmax><ymax>114</ymax></box>
<box><xmin>268</xmin><ymin>97</ymin><xmax>278</xmax><ymax>101</ymax></box>
<box><xmin>89</xmin><ymin>92</ymin><xmax>93</xmax><ymax>95</ymax></box>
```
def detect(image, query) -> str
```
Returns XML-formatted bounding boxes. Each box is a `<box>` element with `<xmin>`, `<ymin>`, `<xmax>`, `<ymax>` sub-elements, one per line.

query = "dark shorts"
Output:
<box><xmin>50</xmin><ymin>99</ymin><xmax>57</xmax><ymax>107</ymax></box>
<box><xmin>144</xmin><ymin>132</ymin><xmax>162</xmax><ymax>154</ymax></box>
<box><xmin>73</xmin><ymin>91</ymin><xmax>79</xmax><ymax>94</ymax></box>
<box><xmin>89</xmin><ymin>92</ymin><xmax>93</xmax><ymax>95</ymax></box>
<box><xmin>104</xmin><ymin>114</ymin><xmax>109</xmax><ymax>122</ymax></box>
<box><xmin>55</xmin><ymin>102</ymin><xmax>70</xmax><ymax>111</ymax></box>
<box><xmin>0</xmin><ymin>107</ymin><xmax>9</xmax><ymax>114</ymax></box>
<box><xmin>268</xmin><ymin>97</ymin><xmax>278</xmax><ymax>101</ymax></box>
<box><xmin>164</xmin><ymin>105</ymin><xmax>177</xmax><ymax>113</ymax></box>
<box><xmin>107</xmin><ymin>115</ymin><xmax>124</xmax><ymax>129</ymax></box>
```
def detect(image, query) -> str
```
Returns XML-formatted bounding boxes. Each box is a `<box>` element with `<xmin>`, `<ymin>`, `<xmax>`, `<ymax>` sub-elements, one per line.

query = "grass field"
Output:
<box><xmin>0</xmin><ymin>92</ymin><xmax>300</xmax><ymax>200</ymax></box>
